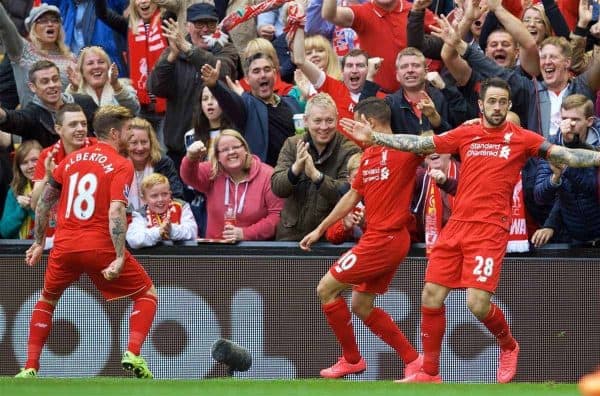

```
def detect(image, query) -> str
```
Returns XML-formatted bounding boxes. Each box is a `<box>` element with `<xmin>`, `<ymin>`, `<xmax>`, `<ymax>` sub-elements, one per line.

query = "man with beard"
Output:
<box><xmin>17</xmin><ymin>105</ymin><xmax>157</xmax><ymax>379</ymax></box>
<box><xmin>0</xmin><ymin>60</ymin><xmax>97</xmax><ymax>148</ymax></box>
<box><xmin>532</xmin><ymin>94</ymin><xmax>600</xmax><ymax>247</ymax></box>
<box><xmin>341</xmin><ymin>77</ymin><xmax>600</xmax><ymax>383</ymax></box>
<box><xmin>203</xmin><ymin>54</ymin><xmax>301</xmax><ymax>167</ymax></box>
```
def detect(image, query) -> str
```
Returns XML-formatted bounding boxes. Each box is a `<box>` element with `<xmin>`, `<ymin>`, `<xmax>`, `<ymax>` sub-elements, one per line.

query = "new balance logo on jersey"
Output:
<box><xmin>477</xmin><ymin>276</ymin><xmax>488</xmax><ymax>283</ymax></box>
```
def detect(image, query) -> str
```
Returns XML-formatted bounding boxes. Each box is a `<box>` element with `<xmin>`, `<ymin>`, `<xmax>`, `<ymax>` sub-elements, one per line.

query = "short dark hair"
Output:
<box><xmin>479</xmin><ymin>77</ymin><xmax>511</xmax><ymax>101</ymax></box>
<box><xmin>354</xmin><ymin>97</ymin><xmax>391</xmax><ymax>125</ymax></box>
<box><xmin>341</xmin><ymin>49</ymin><xmax>369</xmax><ymax>69</ymax></box>
<box><xmin>92</xmin><ymin>105</ymin><xmax>134</xmax><ymax>139</ymax></box>
<box><xmin>243</xmin><ymin>52</ymin><xmax>274</xmax><ymax>74</ymax></box>
<box><xmin>29</xmin><ymin>60</ymin><xmax>59</xmax><ymax>83</ymax></box>
<box><xmin>56</xmin><ymin>103</ymin><xmax>84</xmax><ymax>125</ymax></box>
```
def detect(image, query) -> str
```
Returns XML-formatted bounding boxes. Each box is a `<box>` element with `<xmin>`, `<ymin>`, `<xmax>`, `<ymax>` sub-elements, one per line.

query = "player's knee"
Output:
<box><xmin>421</xmin><ymin>284</ymin><xmax>445</xmax><ymax>308</ymax></box>
<box><xmin>316</xmin><ymin>281</ymin><xmax>335</xmax><ymax>304</ymax></box>
<box><xmin>466</xmin><ymin>295</ymin><xmax>489</xmax><ymax>320</ymax></box>
<box><xmin>350</xmin><ymin>299</ymin><xmax>372</xmax><ymax>321</ymax></box>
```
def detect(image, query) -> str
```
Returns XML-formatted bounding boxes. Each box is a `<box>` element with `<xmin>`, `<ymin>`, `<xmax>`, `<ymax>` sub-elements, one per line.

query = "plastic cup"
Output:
<box><xmin>293</xmin><ymin>114</ymin><xmax>305</xmax><ymax>135</ymax></box>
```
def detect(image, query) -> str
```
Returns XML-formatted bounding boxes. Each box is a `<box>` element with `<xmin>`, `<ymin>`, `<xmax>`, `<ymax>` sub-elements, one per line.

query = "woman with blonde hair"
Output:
<box><xmin>305</xmin><ymin>34</ymin><xmax>342</xmax><ymax>80</ymax></box>
<box><xmin>127</xmin><ymin>117</ymin><xmax>184</xmax><ymax>210</ymax></box>
<box><xmin>0</xmin><ymin>3</ymin><xmax>76</xmax><ymax>107</ymax></box>
<box><xmin>290</xmin><ymin>34</ymin><xmax>343</xmax><ymax>110</ymax></box>
<box><xmin>180</xmin><ymin>129</ymin><xmax>284</xmax><ymax>241</ymax></box>
<box><xmin>67</xmin><ymin>46</ymin><xmax>139</xmax><ymax>113</ymax></box>
<box><xmin>96</xmin><ymin>0</ymin><xmax>168</xmax><ymax>128</ymax></box>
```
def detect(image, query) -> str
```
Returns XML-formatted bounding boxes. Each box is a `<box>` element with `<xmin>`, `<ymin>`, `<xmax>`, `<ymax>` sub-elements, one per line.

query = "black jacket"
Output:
<box><xmin>0</xmin><ymin>94</ymin><xmax>98</xmax><ymax>148</ymax></box>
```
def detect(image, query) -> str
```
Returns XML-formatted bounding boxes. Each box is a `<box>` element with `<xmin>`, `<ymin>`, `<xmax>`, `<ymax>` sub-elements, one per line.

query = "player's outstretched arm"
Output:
<box><xmin>299</xmin><ymin>189</ymin><xmax>362</xmax><ymax>251</ymax></box>
<box><xmin>546</xmin><ymin>144</ymin><xmax>600</xmax><ymax>168</ymax></box>
<box><xmin>26</xmin><ymin>180</ymin><xmax>61</xmax><ymax>266</ymax></box>
<box><xmin>340</xmin><ymin>116</ymin><xmax>437</xmax><ymax>155</ymax></box>
<box><xmin>103</xmin><ymin>201</ymin><xmax>127</xmax><ymax>280</ymax></box>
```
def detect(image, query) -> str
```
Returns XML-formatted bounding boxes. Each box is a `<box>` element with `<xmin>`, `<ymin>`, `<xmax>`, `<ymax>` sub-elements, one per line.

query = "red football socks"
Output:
<box><xmin>25</xmin><ymin>301</ymin><xmax>56</xmax><ymax>370</ymax></box>
<box><xmin>364</xmin><ymin>307</ymin><xmax>418</xmax><ymax>364</ymax></box>
<box><xmin>322</xmin><ymin>297</ymin><xmax>362</xmax><ymax>364</ymax></box>
<box><xmin>127</xmin><ymin>294</ymin><xmax>158</xmax><ymax>355</ymax></box>
<box><xmin>421</xmin><ymin>305</ymin><xmax>446</xmax><ymax>376</ymax></box>
<box><xmin>482</xmin><ymin>303</ymin><xmax>517</xmax><ymax>351</ymax></box>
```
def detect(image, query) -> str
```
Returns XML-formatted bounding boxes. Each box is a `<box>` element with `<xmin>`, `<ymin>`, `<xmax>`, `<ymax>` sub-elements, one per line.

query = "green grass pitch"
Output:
<box><xmin>0</xmin><ymin>378</ymin><xmax>581</xmax><ymax>396</ymax></box>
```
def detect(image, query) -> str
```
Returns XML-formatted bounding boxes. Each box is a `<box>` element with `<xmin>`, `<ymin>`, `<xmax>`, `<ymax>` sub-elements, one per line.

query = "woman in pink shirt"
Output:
<box><xmin>180</xmin><ymin>129</ymin><xmax>284</xmax><ymax>241</ymax></box>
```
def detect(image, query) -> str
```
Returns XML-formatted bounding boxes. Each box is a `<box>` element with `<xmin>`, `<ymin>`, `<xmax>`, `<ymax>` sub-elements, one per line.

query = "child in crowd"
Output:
<box><xmin>325</xmin><ymin>152</ymin><xmax>364</xmax><ymax>243</ymax></box>
<box><xmin>126</xmin><ymin>173</ymin><xmax>197</xmax><ymax>248</ymax></box>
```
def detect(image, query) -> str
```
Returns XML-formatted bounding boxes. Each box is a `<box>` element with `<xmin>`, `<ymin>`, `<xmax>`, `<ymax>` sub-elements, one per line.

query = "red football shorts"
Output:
<box><xmin>330</xmin><ymin>227</ymin><xmax>410</xmax><ymax>294</ymax></box>
<box><xmin>426</xmin><ymin>219</ymin><xmax>509</xmax><ymax>292</ymax></box>
<box><xmin>42</xmin><ymin>249</ymin><xmax>153</xmax><ymax>301</ymax></box>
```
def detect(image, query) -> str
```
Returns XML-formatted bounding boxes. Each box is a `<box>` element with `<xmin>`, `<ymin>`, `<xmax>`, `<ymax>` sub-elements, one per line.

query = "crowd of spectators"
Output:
<box><xmin>0</xmin><ymin>0</ymin><xmax>599</xmax><ymax>249</ymax></box>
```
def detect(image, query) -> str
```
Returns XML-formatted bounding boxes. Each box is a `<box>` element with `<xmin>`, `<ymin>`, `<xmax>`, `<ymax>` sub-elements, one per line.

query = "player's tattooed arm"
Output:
<box><xmin>33</xmin><ymin>178</ymin><xmax>61</xmax><ymax>244</ymax></box>
<box><xmin>372</xmin><ymin>133</ymin><xmax>437</xmax><ymax>155</ymax></box>
<box><xmin>108</xmin><ymin>201</ymin><xmax>127</xmax><ymax>259</ymax></box>
<box><xmin>545</xmin><ymin>143</ymin><xmax>600</xmax><ymax>168</ymax></box>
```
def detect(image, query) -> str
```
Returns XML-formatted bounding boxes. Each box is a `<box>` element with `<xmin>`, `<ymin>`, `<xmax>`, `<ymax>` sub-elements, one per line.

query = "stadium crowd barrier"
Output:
<box><xmin>0</xmin><ymin>240</ymin><xmax>598</xmax><ymax>382</ymax></box>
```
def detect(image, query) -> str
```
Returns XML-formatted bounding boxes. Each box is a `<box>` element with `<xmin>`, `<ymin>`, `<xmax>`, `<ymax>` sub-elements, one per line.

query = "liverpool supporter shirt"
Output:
<box><xmin>352</xmin><ymin>145</ymin><xmax>422</xmax><ymax>232</ymax></box>
<box><xmin>51</xmin><ymin>142</ymin><xmax>133</xmax><ymax>251</ymax></box>
<box><xmin>433</xmin><ymin>122</ymin><xmax>546</xmax><ymax>230</ymax></box>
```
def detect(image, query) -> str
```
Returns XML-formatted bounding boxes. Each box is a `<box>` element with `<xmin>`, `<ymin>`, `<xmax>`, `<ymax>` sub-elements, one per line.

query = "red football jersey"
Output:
<box><xmin>51</xmin><ymin>142</ymin><xmax>133</xmax><ymax>251</ymax></box>
<box><xmin>352</xmin><ymin>145</ymin><xmax>422</xmax><ymax>232</ymax></box>
<box><xmin>433</xmin><ymin>122</ymin><xmax>547</xmax><ymax>230</ymax></box>
<box><xmin>33</xmin><ymin>138</ymin><xmax>97</xmax><ymax>182</ymax></box>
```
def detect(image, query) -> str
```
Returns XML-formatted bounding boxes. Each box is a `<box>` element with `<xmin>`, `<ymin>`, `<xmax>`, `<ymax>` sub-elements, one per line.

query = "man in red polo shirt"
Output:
<box><xmin>322</xmin><ymin>0</ymin><xmax>436</xmax><ymax>93</ymax></box>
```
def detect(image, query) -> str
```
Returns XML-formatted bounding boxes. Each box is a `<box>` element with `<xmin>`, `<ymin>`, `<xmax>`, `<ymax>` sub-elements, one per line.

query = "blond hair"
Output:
<box><xmin>29</xmin><ymin>25</ymin><xmax>72</xmax><ymax>57</ymax></box>
<box><xmin>140</xmin><ymin>173</ymin><xmax>170</xmax><ymax>198</ymax></box>
<box><xmin>243</xmin><ymin>38</ymin><xmax>279</xmax><ymax>73</ymax></box>
<box><xmin>522</xmin><ymin>5</ymin><xmax>553</xmax><ymax>42</ymax></box>
<box><xmin>208</xmin><ymin>129</ymin><xmax>253</xmax><ymax>179</ymax></box>
<box><xmin>305</xmin><ymin>34</ymin><xmax>342</xmax><ymax>80</ymax></box>
<box><xmin>305</xmin><ymin>92</ymin><xmax>338</xmax><ymax>118</ymax></box>
<box><xmin>129</xmin><ymin>117</ymin><xmax>163</xmax><ymax>166</ymax></box>
<box><xmin>347</xmin><ymin>152</ymin><xmax>362</xmax><ymax>175</ymax></box>
<box><xmin>76</xmin><ymin>46</ymin><xmax>111</xmax><ymax>89</ymax></box>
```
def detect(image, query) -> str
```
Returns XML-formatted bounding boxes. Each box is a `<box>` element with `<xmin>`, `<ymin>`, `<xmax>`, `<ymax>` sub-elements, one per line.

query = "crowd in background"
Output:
<box><xmin>0</xmin><ymin>0</ymin><xmax>599</xmax><ymax>249</ymax></box>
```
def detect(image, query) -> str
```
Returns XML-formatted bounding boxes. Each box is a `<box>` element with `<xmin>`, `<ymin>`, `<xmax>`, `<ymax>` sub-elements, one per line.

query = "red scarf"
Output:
<box><xmin>146</xmin><ymin>200</ymin><xmax>183</xmax><ymax>235</ymax></box>
<box><xmin>424</xmin><ymin>161</ymin><xmax>458</xmax><ymax>254</ymax></box>
<box><xmin>507</xmin><ymin>174</ymin><xmax>529</xmax><ymax>253</ymax></box>
<box><xmin>128</xmin><ymin>10</ymin><xmax>167</xmax><ymax>113</ymax></box>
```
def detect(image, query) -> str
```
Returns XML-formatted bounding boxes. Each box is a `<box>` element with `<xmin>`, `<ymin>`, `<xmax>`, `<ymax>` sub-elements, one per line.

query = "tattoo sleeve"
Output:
<box><xmin>372</xmin><ymin>133</ymin><xmax>436</xmax><ymax>155</ymax></box>
<box><xmin>109</xmin><ymin>202</ymin><xmax>127</xmax><ymax>259</ymax></box>
<box><xmin>547</xmin><ymin>145</ymin><xmax>600</xmax><ymax>168</ymax></box>
<box><xmin>33</xmin><ymin>181</ymin><xmax>61</xmax><ymax>244</ymax></box>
